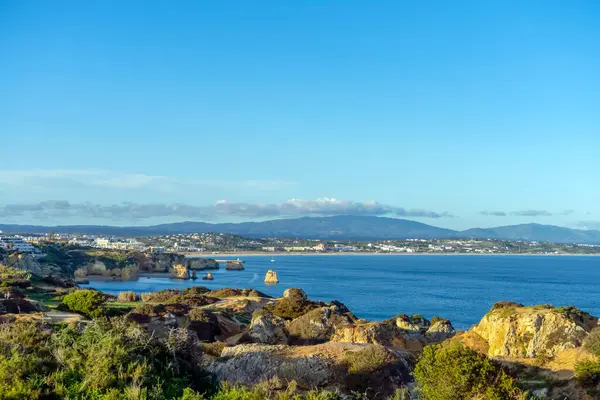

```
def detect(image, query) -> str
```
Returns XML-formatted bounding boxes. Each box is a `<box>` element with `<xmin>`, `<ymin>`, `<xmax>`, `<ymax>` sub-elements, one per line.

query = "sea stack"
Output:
<box><xmin>226</xmin><ymin>261</ymin><xmax>245</xmax><ymax>270</ymax></box>
<box><xmin>170</xmin><ymin>264</ymin><xmax>190</xmax><ymax>280</ymax></box>
<box><xmin>202</xmin><ymin>272</ymin><xmax>214</xmax><ymax>280</ymax></box>
<box><xmin>264</xmin><ymin>269</ymin><xmax>279</xmax><ymax>284</ymax></box>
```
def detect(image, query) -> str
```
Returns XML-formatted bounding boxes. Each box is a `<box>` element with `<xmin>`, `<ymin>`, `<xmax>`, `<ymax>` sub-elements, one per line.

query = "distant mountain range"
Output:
<box><xmin>1</xmin><ymin>215</ymin><xmax>599</xmax><ymax>244</ymax></box>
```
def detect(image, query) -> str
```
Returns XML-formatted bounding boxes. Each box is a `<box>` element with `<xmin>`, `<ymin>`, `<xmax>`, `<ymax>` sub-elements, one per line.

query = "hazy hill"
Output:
<box><xmin>1</xmin><ymin>216</ymin><xmax>599</xmax><ymax>244</ymax></box>
<box><xmin>461</xmin><ymin>223</ymin><xmax>600</xmax><ymax>244</ymax></box>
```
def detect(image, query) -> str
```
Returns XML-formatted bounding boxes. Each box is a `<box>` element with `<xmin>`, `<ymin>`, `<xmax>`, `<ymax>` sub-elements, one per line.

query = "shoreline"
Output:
<box><xmin>183</xmin><ymin>251</ymin><xmax>600</xmax><ymax>258</ymax></box>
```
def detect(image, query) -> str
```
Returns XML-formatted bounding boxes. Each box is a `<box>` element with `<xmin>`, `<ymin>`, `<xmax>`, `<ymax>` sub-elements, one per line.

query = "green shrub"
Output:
<box><xmin>555</xmin><ymin>306</ymin><xmax>592</xmax><ymax>323</ymax></box>
<box><xmin>212</xmin><ymin>381</ymin><xmax>342</xmax><ymax>400</ymax></box>
<box><xmin>575</xmin><ymin>359</ymin><xmax>600</xmax><ymax>386</ymax></box>
<box><xmin>344</xmin><ymin>345</ymin><xmax>392</xmax><ymax>373</ymax></box>
<box><xmin>583</xmin><ymin>328</ymin><xmax>600</xmax><ymax>356</ymax></box>
<box><xmin>264</xmin><ymin>297</ymin><xmax>318</xmax><ymax>320</ymax></box>
<box><xmin>413</xmin><ymin>342</ymin><xmax>524</xmax><ymax>400</ymax></box>
<box><xmin>0</xmin><ymin>318</ymin><xmax>215</xmax><ymax>399</ymax></box>
<box><xmin>189</xmin><ymin>308</ymin><xmax>215</xmax><ymax>322</ymax></box>
<box><xmin>61</xmin><ymin>289</ymin><xmax>107</xmax><ymax>318</ymax></box>
<box><xmin>200</xmin><ymin>341</ymin><xmax>225</xmax><ymax>357</ymax></box>
<box><xmin>182</xmin><ymin>286</ymin><xmax>210</xmax><ymax>295</ymax></box>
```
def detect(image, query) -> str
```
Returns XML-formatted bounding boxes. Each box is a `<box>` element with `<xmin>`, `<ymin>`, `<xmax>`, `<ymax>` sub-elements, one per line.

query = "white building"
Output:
<box><xmin>0</xmin><ymin>235</ymin><xmax>36</xmax><ymax>253</ymax></box>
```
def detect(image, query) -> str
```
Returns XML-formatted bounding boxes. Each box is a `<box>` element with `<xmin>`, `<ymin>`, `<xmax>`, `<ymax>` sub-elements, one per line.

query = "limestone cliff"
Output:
<box><xmin>74</xmin><ymin>261</ymin><xmax>139</xmax><ymax>281</ymax></box>
<box><xmin>187</xmin><ymin>258</ymin><xmax>219</xmax><ymax>270</ymax></box>
<box><xmin>473</xmin><ymin>302</ymin><xmax>598</xmax><ymax>358</ymax></box>
<box><xmin>226</xmin><ymin>261</ymin><xmax>244</xmax><ymax>270</ymax></box>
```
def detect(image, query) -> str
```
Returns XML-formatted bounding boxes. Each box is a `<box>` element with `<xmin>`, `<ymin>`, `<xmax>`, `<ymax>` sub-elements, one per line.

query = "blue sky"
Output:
<box><xmin>1</xmin><ymin>1</ymin><xmax>599</xmax><ymax>230</ymax></box>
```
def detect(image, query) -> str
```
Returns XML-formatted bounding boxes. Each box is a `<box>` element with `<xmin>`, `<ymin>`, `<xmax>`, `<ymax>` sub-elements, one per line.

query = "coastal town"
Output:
<box><xmin>1</xmin><ymin>230</ymin><xmax>599</xmax><ymax>256</ymax></box>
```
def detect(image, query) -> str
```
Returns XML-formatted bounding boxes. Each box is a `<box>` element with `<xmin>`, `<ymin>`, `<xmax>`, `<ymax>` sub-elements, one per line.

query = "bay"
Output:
<box><xmin>82</xmin><ymin>255</ymin><xmax>600</xmax><ymax>330</ymax></box>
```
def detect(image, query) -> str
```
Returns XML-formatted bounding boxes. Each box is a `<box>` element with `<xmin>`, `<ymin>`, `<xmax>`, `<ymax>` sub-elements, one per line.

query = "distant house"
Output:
<box><xmin>313</xmin><ymin>243</ymin><xmax>326</xmax><ymax>251</ymax></box>
<box><xmin>0</xmin><ymin>235</ymin><xmax>36</xmax><ymax>253</ymax></box>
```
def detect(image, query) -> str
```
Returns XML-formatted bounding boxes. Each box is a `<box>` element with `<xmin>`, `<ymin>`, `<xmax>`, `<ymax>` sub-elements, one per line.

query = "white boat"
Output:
<box><xmin>270</xmin><ymin>257</ymin><xmax>275</xmax><ymax>262</ymax></box>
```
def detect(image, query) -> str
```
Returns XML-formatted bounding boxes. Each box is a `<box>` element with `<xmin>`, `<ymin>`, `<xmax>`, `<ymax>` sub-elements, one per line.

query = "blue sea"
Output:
<box><xmin>82</xmin><ymin>255</ymin><xmax>600</xmax><ymax>330</ymax></box>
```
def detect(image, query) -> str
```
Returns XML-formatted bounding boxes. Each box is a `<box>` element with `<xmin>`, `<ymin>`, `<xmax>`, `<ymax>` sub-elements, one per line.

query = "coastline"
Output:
<box><xmin>183</xmin><ymin>251</ymin><xmax>600</xmax><ymax>258</ymax></box>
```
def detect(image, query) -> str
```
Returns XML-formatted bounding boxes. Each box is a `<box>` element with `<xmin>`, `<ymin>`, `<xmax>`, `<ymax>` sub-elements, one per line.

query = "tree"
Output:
<box><xmin>413</xmin><ymin>342</ymin><xmax>524</xmax><ymax>400</ymax></box>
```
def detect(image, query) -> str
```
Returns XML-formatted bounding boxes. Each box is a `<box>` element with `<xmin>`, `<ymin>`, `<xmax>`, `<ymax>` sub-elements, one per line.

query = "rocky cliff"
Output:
<box><xmin>472</xmin><ymin>302</ymin><xmax>598</xmax><ymax>358</ymax></box>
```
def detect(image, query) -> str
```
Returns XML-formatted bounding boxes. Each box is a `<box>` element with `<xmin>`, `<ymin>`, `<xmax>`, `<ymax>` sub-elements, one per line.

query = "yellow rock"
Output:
<box><xmin>264</xmin><ymin>270</ymin><xmax>279</xmax><ymax>284</ymax></box>
<box><xmin>170</xmin><ymin>263</ymin><xmax>190</xmax><ymax>280</ymax></box>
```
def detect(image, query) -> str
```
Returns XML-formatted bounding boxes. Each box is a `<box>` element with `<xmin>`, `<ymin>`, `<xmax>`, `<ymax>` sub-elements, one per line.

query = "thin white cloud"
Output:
<box><xmin>0</xmin><ymin>169</ymin><xmax>296</xmax><ymax>192</ymax></box>
<box><xmin>480</xmin><ymin>209</ymin><xmax>555</xmax><ymax>217</ymax></box>
<box><xmin>0</xmin><ymin>198</ymin><xmax>452</xmax><ymax>221</ymax></box>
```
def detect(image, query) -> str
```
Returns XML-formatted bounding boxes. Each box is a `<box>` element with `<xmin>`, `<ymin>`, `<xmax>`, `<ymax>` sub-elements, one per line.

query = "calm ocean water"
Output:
<box><xmin>82</xmin><ymin>255</ymin><xmax>600</xmax><ymax>330</ymax></box>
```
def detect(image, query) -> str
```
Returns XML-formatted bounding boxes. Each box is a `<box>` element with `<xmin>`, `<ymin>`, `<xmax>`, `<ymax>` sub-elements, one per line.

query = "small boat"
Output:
<box><xmin>270</xmin><ymin>257</ymin><xmax>275</xmax><ymax>263</ymax></box>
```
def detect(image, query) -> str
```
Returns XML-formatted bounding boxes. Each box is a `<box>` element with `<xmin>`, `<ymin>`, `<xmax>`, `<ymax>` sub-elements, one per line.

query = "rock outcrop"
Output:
<box><xmin>187</xmin><ymin>258</ymin><xmax>219</xmax><ymax>270</ymax></box>
<box><xmin>286</xmin><ymin>304</ymin><xmax>356</xmax><ymax>344</ymax></box>
<box><xmin>75</xmin><ymin>261</ymin><xmax>139</xmax><ymax>281</ymax></box>
<box><xmin>473</xmin><ymin>303</ymin><xmax>599</xmax><ymax>358</ymax></box>
<box><xmin>333</xmin><ymin>315</ymin><xmax>455</xmax><ymax>351</ymax></box>
<box><xmin>246</xmin><ymin>309</ymin><xmax>288</xmax><ymax>345</ymax></box>
<box><xmin>425</xmin><ymin>318</ymin><xmax>456</xmax><ymax>342</ymax></box>
<box><xmin>284</xmin><ymin>288</ymin><xmax>307</xmax><ymax>300</ymax></box>
<box><xmin>202</xmin><ymin>272</ymin><xmax>214</xmax><ymax>280</ymax></box>
<box><xmin>226</xmin><ymin>261</ymin><xmax>244</xmax><ymax>270</ymax></box>
<box><xmin>205</xmin><ymin>342</ymin><xmax>415</xmax><ymax>395</ymax></box>
<box><xmin>0</xmin><ymin>298</ymin><xmax>44</xmax><ymax>314</ymax></box>
<box><xmin>264</xmin><ymin>270</ymin><xmax>278</xmax><ymax>284</ymax></box>
<box><xmin>170</xmin><ymin>264</ymin><xmax>190</xmax><ymax>280</ymax></box>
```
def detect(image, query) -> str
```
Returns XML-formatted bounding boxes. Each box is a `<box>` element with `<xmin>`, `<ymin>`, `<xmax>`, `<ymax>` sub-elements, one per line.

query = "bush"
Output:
<box><xmin>61</xmin><ymin>289</ymin><xmax>107</xmax><ymax>318</ymax></box>
<box><xmin>575</xmin><ymin>359</ymin><xmax>600</xmax><ymax>386</ymax></box>
<box><xmin>182</xmin><ymin>286</ymin><xmax>210</xmax><ymax>295</ymax></box>
<box><xmin>344</xmin><ymin>345</ymin><xmax>392</xmax><ymax>374</ymax></box>
<box><xmin>264</xmin><ymin>297</ymin><xmax>319</xmax><ymax>320</ymax></box>
<box><xmin>117</xmin><ymin>291</ymin><xmax>140</xmax><ymax>302</ymax></box>
<box><xmin>584</xmin><ymin>328</ymin><xmax>600</xmax><ymax>356</ymax></box>
<box><xmin>142</xmin><ymin>289</ymin><xmax>181</xmax><ymax>302</ymax></box>
<box><xmin>0</xmin><ymin>318</ymin><xmax>215</xmax><ymax>399</ymax></box>
<box><xmin>200</xmin><ymin>341</ymin><xmax>225</xmax><ymax>357</ymax></box>
<box><xmin>212</xmin><ymin>381</ymin><xmax>342</xmax><ymax>400</ymax></box>
<box><xmin>189</xmin><ymin>308</ymin><xmax>215</xmax><ymax>323</ymax></box>
<box><xmin>413</xmin><ymin>342</ymin><xmax>524</xmax><ymax>400</ymax></box>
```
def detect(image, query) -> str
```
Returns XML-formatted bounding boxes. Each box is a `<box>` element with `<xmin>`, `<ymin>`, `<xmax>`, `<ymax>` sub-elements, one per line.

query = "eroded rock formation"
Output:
<box><xmin>264</xmin><ymin>270</ymin><xmax>279</xmax><ymax>284</ymax></box>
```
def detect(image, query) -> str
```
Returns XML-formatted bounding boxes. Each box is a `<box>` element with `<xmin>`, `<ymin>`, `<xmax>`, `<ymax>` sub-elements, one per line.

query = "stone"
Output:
<box><xmin>286</xmin><ymin>305</ymin><xmax>355</xmax><ymax>345</ymax></box>
<box><xmin>332</xmin><ymin>321</ymin><xmax>417</xmax><ymax>350</ymax></box>
<box><xmin>246</xmin><ymin>309</ymin><xmax>288</xmax><ymax>345</ymax></box>
<box><xmin>170</xmin><ymin>264</ymin><xmax>190</xmax><ymax>280</ymax></box>
<box><xmin>202</xmin><ymin>273</ymin><xmax>214</xmax><ymax>280</ymax></box>
<box><xmin>425</xmin><ymin>319</ymin><xmax>456</xmax><ymax>342</ymax></box>
<box><xmin>394</xmin><ymin>314</ymin><xmax>430</xmax><ymax>333</ymax></box>
<box><xmin>0</xmin><ymin>298</ymin><xmax>43</xmax><ymax>314</ymax></box>
<box><xmin>283</xmin><ymin>288</ymin><xmax>307</xmax><ymax>300</ymax></box>
<box><xmin>264</xmin><ymin>270</ymin><xmax>279</xmax><ymax>284</ymax></box>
